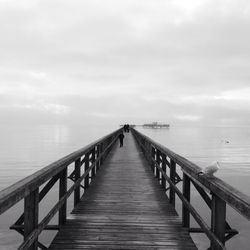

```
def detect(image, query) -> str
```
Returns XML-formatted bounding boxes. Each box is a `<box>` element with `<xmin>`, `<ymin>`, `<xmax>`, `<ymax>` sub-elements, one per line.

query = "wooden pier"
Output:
<box><xmin>0</xmin><ymin>128</ymin><xmax>250</xmax><ymax>250</ymax></box>
<box><xmin>49</xmin><ymin>132</ymin><xmax>197</xmax><ymax>249</ymax></box>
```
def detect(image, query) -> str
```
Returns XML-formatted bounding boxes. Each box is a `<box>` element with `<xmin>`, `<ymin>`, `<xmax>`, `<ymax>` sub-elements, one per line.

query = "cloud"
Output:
<box><xmin>0</xmin><ymin>0</ymin><xmax>250</xmax><ymax>126</ymax></box>
<box><xmin>174</xmin><ymin>115</ymin><xmax>202</xmax><ymax>122</ymax></box>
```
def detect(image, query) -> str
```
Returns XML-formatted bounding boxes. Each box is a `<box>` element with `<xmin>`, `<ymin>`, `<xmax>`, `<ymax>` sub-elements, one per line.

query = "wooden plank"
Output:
<box><xmin>49</xmin><ymin>133</ymin><xmax>197</xmax><ymax>250</ymax></box>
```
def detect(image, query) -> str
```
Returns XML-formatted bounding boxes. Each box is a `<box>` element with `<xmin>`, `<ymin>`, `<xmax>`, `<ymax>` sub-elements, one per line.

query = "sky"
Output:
<box><xmin>0</xmin><ymin>0</ymin><xmax>250</xmax><ymax>126</ymax></box>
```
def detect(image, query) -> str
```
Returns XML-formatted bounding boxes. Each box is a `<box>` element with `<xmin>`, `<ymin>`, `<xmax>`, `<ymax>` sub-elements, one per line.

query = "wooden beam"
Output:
<box><xmin>13</xmin><ymin>174</ymin><xmax>59</xmax><ymax>226</ymax></box>
<box><xmin>182</xmin><ymin>173</ymin><xmax>190</xmax><ymax>228</ymax></box>
<box><xmin>84</xmin><ymin>153</ymin><xmax>90</xmax><ymax>189</ymax></box>
<box><xmin>96</xmin><ymin>145</ymin><xmax>100</xmax><ymax>170</ymax></box>
<box><xmin>161</xmin><ymin>153</ymin><xmax>167</xmax><ymax>190</ymax></box>
<box><xmin>74</xmin><ymin>158</ymin><xmax>81</xmax><ymax>207</ymax></box>
<box><xmin>169</xmin><ymin>159</ymin><xmax>176</xmax><ymax>206</ymax></box>
<box><xmin>156</xmin><ymin>149</ymin><xmax>161</xmax><ymax>181</ymax></box>
<box><xmin>59</xmin><ymin>168</ymin><xmax>67</xmax><ymax>226</ymax></box>
<box><xmin>151</xmin><ymin>147</ymin><xmax>155</xmax><ymax>174</ymax></box>
<box><xmin>211</xmin><ymin>194</ymin><xmax>226</xmax><ymax>250</ymax></box>
<box><xmin>91</xmin><ymin>147</ymin><xmax>96</xmax><ymax>177</ymax></box>
<box><xmin>24</xmin><ymin>188</ymin><xmax>39</xmax><ymax>250</ymax></box>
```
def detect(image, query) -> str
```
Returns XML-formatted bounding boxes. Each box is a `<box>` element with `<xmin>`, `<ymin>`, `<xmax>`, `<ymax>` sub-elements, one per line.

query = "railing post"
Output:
<box><xmin>84</xmin><ymin>152</ymin><xmax>90</xmax><ymax>189</ymax></box>
<box><xmin>141</xmin><ymin>138</ymin><xmax>145</xmax><ymax>155</ymax></box>
<box><xmin>24</xmin><ymin>188</ymin><xmax>39</xmax><ymax>250</ymax></box>
<box><xmin>96</xmin><ymin>144</ymin><xmax>100</xmax><ymax>170</ymax></box>
<box><xmin>146</xmin><ymin>142</ymin><xmax>151</xmax><ymax>162</ymax></box>
<box><xmin>100</xmin><ymin>143</ymin><xmax>104</xmax><ymax>165</ymax></box>
<box><xmin>161</xmin><ymin>154</ymin><xmax>167</xmax><ymax>190</ymax></box>
<box><xmin>59</xmin><ymin>167</ymin><xmax>67</xmax><ymax>226</ymax></box>
<box><xmin>74</xmin><ymin>158</ymin><xmax>81</xmax><ymax>207</ymax></box>
<box><xmin>182</xmin><ymin>173</ymin><xmax>190</xmax><ymax>227</ymax></box>
<box><xmin>91</xmin><ymin>147</ymin><xmax>96</xmax><ymax>178</ymax></box>
<box><xmin>151</xmin><ymin>147</ymin><xmax>155</xmax><ymax>173</ymax></box>
<box><xmin>156</xmin><ymin>149</ymin><xmax>161</xmax><ymax>181</ymax></box>
<box><xmin>211</xmin><ymin>193</ymin><xmax>226</xmax><ymax>250</ymax></box>
<box><xmin>169</xmin><ymin>159</ymin><xmax>176</xmax><ymax>206</ymax></box>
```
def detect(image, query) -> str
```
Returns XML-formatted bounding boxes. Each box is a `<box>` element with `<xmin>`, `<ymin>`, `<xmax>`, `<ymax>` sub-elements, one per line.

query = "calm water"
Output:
<box><xmin>0</xmin><ymin>124</ymin><xmax>249</xmax><ymax>249</ymax></box>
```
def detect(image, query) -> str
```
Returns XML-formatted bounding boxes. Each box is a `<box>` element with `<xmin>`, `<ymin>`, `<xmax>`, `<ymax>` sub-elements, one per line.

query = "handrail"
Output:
<box><xmin>0</xmin><ymin>128</ymin><xmax>121</xmax><ymax>215</ymax></box>
<box><xmin>132</xmin><ymin>128</ymin><xmax>250</xmax><ymax>219</ymax></box>
<box><xmin>131</xmin><ymin>128</ymin><xmax>250</xmax><ymax>250</ymax></box>
<box><xmin>0</xmin><ymin>128</ymin><xmax>122</xmax><ymax>250</ymax></box>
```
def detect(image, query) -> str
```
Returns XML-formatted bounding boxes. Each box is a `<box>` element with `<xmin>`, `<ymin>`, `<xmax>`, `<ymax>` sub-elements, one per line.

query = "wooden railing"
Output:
<box><xmin>132</xmin><ymin>128</ymin><xmax>250</xmax><ymax>250</ymax></box>
<box><xmin>0</xmin><ymin>128</ymin><xmax>122</xmax><ymax>250</ymax></box>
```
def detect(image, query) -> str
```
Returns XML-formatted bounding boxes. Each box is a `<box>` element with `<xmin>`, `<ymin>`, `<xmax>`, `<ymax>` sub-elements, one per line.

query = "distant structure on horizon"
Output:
<box><xmin>143</xmin><ymin>122</ymin><xmax>170</xmax><ymax>129</ymax></box>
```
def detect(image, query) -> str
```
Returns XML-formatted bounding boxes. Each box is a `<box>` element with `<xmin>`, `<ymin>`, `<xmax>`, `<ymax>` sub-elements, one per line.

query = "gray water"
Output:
<box><xmin>0</xmin><ymin>124</ymin><xmax>249</xmax><ymax>249</ymax></box>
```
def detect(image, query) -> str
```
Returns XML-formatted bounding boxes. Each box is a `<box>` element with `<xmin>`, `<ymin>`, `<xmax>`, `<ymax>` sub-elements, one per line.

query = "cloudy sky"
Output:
<box><xmin>0</xmin><ymin>0</ymin><xmax>250</xmax><ymax>126</ymax></box>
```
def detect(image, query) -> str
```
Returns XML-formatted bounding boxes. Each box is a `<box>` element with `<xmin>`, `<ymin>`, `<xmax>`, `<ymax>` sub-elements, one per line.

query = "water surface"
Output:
<box><xmin>0</xmin><ymin>125</ymin><xmax>249</xmax><ymax>249</ymax></box>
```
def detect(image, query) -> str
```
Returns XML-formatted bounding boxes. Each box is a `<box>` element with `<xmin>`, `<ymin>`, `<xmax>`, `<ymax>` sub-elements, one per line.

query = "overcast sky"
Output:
<box><xmin>0</xmin><ymin>0</ymin><xmax>250</xmax><ymax>126</ymax></box>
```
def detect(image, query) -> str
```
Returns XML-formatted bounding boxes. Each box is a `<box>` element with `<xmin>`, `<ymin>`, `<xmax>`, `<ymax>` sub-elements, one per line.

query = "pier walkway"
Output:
<box><xmin>1</xmin><ymin>128</ymin><xmax>249</xmax><ymax>250</ymax></box>
<box><xmin>49</xmin><ymin>133</ymin><xmax>197</xmax><ymax>249</ymax></box>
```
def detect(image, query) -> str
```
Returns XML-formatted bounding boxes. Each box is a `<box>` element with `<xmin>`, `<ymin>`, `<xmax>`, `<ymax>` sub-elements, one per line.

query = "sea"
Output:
<box><xmin>0</xmin><ymin>124</ymin><xmax>249</xmax><ymax>250</ymax></box>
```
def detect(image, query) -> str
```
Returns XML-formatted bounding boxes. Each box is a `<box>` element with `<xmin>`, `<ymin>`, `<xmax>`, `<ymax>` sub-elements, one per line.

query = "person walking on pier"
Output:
<box><xmin>119</xmin><ymin>132</ymin><xmax>125</xmax><ymax>147</ymax></box>
<box><xmin>123</xmin><ymin>124</ymin><xmax>130</xmax><ymax>133</ymax></box>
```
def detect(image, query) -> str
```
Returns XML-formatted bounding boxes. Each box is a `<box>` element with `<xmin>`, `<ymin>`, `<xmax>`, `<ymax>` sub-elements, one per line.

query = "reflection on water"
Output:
<box><xmin>0</xmin><ymin>125</ymin><xmax>249</xmax><ymax>250</ymax></box>
<box><xmin>0</xmin><ymin>124</ymin><xmax>117</xmax><ymax>189</ymax></box>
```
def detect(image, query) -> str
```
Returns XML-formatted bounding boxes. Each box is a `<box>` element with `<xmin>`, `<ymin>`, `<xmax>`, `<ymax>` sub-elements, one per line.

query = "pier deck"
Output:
<box><xmin>49</xmin><ymin>133</ymin><xmax>197</xmax><ymax>249</ymax></box>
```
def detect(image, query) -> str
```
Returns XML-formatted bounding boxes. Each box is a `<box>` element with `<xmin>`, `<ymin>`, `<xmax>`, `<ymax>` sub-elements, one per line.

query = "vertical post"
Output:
<box><xmin>182</xmin><ymin>173</ymin><xmax>190</xmax><ymax>227</ymax></box>
<box><xmin>156</xmin><ymin>149</ymin><xmax>160</xmax><ymax>181</ymax></box>
<box><xmin>142</xmin><ymin>138</ymin><xmax>146</xmax><ymax>154</ymax></box>
<box><xmin>84</xmin><ymin>152</ymin><xmax>90</xmax><ymax>189</ymax></box>
<box><xmin>91</xmin><ymin>147</ymin><xmax>96</xmax><ymax>177</ymax></box>
<box><xmin>161</xmin><ymin>154</ymin><xmax>167</xmax><ymax>190</ymax></box>
<box><xmin>96</xmin><ymin>144</ymin><xmax>100</xmax><ymax>170</ymax></box>
<box><xmin>100</xmin><ymin>143</ymin><xmax>104</xmax><ymax>165</ymax></box>
<box><xmin>151</xmin><ymin>147</ymin><xmax>155</xmax><ymax>173</ymax></box>
<box><xmin>211</xmin><ymin>194</ymin><xmax>226</xmax><ymax>250</ymax></box>
<box><xmin>24</xmin><ymin>188</ymin><xmax>39</xmax><ymax>250</ymax></box>
<box><xmin>169</xmin><ymin>159</ymin><xmax>176</xmax><ymax>206</ymax></box>
<box><xmin>74</xmin><ymin>158</ymin><xmax>81</xmax><ymax>207</ymax></box>
<box><xmin>59</xmin><ymin>167</ymin><xmax>67</xmax><ymax>226</ymax></box>
<box><xmin>146</xmin><ymin>142</ymin><xmax>150</xmax><ymax>162</ymax></box>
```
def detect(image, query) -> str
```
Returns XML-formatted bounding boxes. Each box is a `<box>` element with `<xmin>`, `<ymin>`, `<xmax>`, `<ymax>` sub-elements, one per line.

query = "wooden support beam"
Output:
<box><xmin>211</xmin><ymin>194</ymin><xmax>226</xmax><ymax>250</ymax></box>
<box><xmin>100</xmin><ymin>143</ymin><xmax>104</xmax><ymax>165</ymax></box>
<box><xmin>14</xmin><ymin>174</ymin><xmax>59</xmax><ymax>227</ymax></box>
<box><xmin>169</xmin><ymin>159</ymin><xmax>176</xmax><ymax>206</ymax></box>
<box><xmin>151</xmin><ymin>147</ymin><xmax>155</xmax><ymax>173</ymax></box>
<box><xmin>91</xmin><ymin>147</ymin><xmax>96</xmax><ymax>177</ymax></box>
<box><xmin>24</xmin><ymin>188</ymin><xmax>39</xmax><ymax>250</ymax></box>
<box><xmin>96</xmin><ymin>145</ymin><xmax>100</xmax><ymax>170</ymax></box>
<box><xmin>11</xmin><ymin>224</ymin><xmax>59</xmax><ymax>231</ymax></box>
<box><xmin>182</xmin><ymin>173</ymin><xmax>191</xmax><ymax>228</ymax></box>
<box><xmin>84</xmin><ymin>153</ymin><xmax>90</xmax><ymax>189</ymax></box>
<box><xmin>59</xmin><ymin>168</ymin><xmax>67</xmax><ymax>226</ymax></box>
<box><xmin>74</xmin><ymin>158</ymin><xmax>81</xmax><ymax>207</ymax></box>
<box><xmin>161</xmin><ymin>153</ymin><xmax>167</xmax><ymax>190</ymax></box>
<box><xmin>156</xmin><ymin>149</ymin><xmax>161</xmax><ymax>181</ymax></box>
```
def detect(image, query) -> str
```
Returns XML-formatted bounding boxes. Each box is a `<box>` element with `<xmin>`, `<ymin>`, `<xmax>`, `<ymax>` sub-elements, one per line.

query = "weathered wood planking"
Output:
<box><xmin>49</xmin><ymin>133</ymin><xmax>197</xmax><ymax>250</ymax></box>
